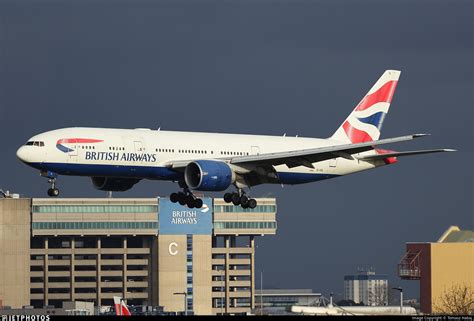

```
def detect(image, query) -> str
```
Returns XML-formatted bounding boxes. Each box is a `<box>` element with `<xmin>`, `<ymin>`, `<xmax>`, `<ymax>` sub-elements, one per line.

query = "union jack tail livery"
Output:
<box><xmin>331</xmin><ymin>70</ymin><xmax>400</xmax><ymax>143</ymax></box>
<box><xmin>113</xmin><ymin>296</ymin><xmax>131</xmax><ymax>316</ymax></box>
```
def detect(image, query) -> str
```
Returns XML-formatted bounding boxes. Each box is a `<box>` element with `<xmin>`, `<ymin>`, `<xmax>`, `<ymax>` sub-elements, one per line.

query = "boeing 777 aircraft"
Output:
<box><xmin>16</xmin><ymin>70</ymin><xmax>454</xmax><ymax>209</ymax></box>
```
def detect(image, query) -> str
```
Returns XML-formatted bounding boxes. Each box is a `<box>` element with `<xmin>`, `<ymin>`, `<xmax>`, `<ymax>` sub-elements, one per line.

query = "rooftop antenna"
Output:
<box><xmin>157</xmin><ymin>127</ymin><xmax>161</xmax><ymax>131</ymax></box>
<box><xmin>283</xmin><ymin>133</ymin><xmax>286</xmax><ymax>137</ymax></box>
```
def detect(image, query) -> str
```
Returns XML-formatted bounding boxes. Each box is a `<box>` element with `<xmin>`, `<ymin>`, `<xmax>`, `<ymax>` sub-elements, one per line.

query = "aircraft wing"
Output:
<box><xmin>229</xmin><ymin>134</ymin><xmax>431</xmax><ymax>168</ymax></box>
<box><xmin>166</xmin><ymin>133</ymin><xmax>429</xmax><ymax>170</ymax></box>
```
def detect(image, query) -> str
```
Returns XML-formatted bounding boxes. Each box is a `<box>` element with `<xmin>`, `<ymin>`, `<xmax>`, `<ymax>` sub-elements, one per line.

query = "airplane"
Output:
<box><xmin>113</xmin><ymin>296</ymin><xmax>131</xmax><ymax>316</ymax></box>
<box><xmin>16</xmin><ymin>70</ymin><xmax>454</xmax><ymax>209</ymax></box>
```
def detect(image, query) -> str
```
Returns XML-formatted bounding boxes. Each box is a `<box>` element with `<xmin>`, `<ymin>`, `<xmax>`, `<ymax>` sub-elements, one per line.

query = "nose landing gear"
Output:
<box><xmin>41</xmin><ymin>171</ymin><xmax>60</xmax><ymax>197</ymax></box>
<box><xmin>47</xmin><ymin>185</ymin><xmax>59</xmax><ymax>197</ymax></box>
<box><xmin>223</xmin><ymin>191</ymin><xmax>257</xmax><ymax>209</ymax></box>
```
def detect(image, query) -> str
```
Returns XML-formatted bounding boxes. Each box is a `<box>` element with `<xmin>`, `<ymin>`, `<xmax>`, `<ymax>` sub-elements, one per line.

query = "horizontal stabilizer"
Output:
<box><xmin>357</xmin><ymin>149</ymin><xmax>456</xmax><ymax>161</ymax></box>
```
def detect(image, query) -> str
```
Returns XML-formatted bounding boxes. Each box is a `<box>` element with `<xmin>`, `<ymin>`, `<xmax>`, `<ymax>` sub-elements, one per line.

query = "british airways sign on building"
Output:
<box><xmin>159</xmin><ymin>198</ymin><xmax>213</xmax><ymax>235</ymax></box>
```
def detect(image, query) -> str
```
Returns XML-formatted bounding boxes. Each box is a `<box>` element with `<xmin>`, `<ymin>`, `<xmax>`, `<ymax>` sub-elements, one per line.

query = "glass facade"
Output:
<box><xmin>186</xmin><ymin>234</ymin><xmax>193</xmax><ymax>312</ymax></box>
<box><xmin>32</xmin><ymin>205</ymin><xmax>158</xmax><ymax>214</ymax></box>
<box><xmin>213</xmin><ymin>221</ymin><xmax>276</xmax><ymax>229</ymax></box>
<box><xmin>214</xmin><ymin>205</ymin><xmax>276</xmax><ymax>213</ymax></box>
<box><xmin>32</xmin><ymin>221</ymin><xmax>158</xmax><ymax>230</ymax></box>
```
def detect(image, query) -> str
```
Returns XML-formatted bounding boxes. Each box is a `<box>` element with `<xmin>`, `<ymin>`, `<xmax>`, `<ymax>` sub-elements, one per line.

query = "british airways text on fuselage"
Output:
<box><xmin>84</xmin><ymin>151</ymin><xmax>157</xmax><ymax>162</ymax></box>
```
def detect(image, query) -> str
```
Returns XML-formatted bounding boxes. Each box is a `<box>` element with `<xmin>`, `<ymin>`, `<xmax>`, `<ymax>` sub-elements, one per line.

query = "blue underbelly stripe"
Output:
<box><xmin>28</xmin><ymin>162</ymin><xmax>183</xmax><ymax>180</ymax></box>
<box><xmin>27</xmin><ymin>162</ymin><xmax>338</xmax><ymax>185</ymax></box>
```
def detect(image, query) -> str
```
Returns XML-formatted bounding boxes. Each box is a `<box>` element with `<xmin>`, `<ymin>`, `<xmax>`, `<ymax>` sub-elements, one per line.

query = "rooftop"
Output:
<box><xmin>437</xmin><ymin>226</ymin><xmax>474</xmax><ymax>243</ymax></box>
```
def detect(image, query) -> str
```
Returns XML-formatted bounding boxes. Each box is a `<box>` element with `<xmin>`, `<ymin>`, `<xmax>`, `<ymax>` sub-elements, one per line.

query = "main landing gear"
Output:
<box><xmin>170</xmin><ymin>189</ymin><xmax>203</xmax><ymax>209</ymax></box>
<box><xmin>42</xmin><ymin>171</ymin><xmax>59</xmax><ymax>197</ymax></box>
<box><xmin>224</xmin><ymin>191</ymin><xmax>257</xmax><ymax>209</ymax></box>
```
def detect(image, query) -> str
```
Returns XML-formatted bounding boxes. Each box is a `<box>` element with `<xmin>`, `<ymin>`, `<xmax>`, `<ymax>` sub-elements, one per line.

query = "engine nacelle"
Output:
<box><xmin>91</xmin><ymin>177</ymin><xmax>140</xmax><ymax>192</ymax></box>
<box><xmin>184</xmin><ymin>160</ymin><xmax>235</xmax><ymax>191</ymax></box>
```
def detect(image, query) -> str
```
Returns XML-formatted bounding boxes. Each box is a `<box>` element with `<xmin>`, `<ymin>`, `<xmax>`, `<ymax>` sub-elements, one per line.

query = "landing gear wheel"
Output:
<box><xmin>248</xmin><ymin>198</ymin><xmax>257</xmax><ymax>209</ymax></box>
<box><xmin>170</xmin><ymin>192</ymin><xmax>179</xmax><ymax>203</ymax></box>
<box><xmin>231</xmin><ymin>193</ymin><xmax>241</xmax><ymax>206</ymax></box>
<box><xmin>178</xmin><ymin>192</ymin><xmax>187</xmax><ymax>206</ymax></box>
<box><xmin>185</xmin><ymin>195</ymin><xmax>195</xmax><ymax>207</ymax></box>
<box><xmin>223</xmin><ymin>193</ymin><xmax>233</xmax><ymax>203</ymax></box>
<box><xmin>194</xmin><ymin>198</ymin><xmax>203</xmax><ymax>209</ymax></box>
<box><xmin>240</xmin><ymin>195</ymin><xmax>249</xmax><ymax>207</ymax></box>
<box><xmin>47</xmin><ymin>188</ymin><xmax>59</xmax><ymax>197</ymax></box>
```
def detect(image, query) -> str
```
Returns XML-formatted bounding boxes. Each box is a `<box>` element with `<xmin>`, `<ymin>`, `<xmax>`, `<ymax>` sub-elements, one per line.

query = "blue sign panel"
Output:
<box><xmin>158</xmin><ymin>198</ymin><xmax>213</xmax><ymax>235</ymax></box>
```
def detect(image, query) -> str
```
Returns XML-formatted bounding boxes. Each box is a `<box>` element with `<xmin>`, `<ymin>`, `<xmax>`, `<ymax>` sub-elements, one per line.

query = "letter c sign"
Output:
<box><xmin>169</xmin><ymin>242</ymin><xmax>178</xmax><ymax>256</ymax></box>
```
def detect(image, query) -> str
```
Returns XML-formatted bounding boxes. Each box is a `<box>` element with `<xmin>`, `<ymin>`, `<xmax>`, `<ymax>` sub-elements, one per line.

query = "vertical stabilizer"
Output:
<box><xmin>331</xmin><ymin>70</ymin><xmax>401</xmax><ymax>143</ymax></box>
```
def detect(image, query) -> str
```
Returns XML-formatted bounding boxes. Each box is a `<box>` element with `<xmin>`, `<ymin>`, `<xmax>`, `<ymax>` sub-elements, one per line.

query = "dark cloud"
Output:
<box><xmin>1</xmin><ymin>0</ymin><xmax>472</xmax><ymax>299</ymax></box>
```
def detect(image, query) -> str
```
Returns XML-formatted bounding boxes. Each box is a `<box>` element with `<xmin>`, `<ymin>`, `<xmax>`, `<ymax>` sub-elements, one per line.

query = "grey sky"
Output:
<box><xmin>1</xmin><ymin>0</ymin><xmax>472</xmax><ymax>300</ymax></box>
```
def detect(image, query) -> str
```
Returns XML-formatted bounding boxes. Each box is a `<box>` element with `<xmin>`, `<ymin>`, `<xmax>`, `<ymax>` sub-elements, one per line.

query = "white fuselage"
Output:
<box><xmin>16</xmin><ymin>127</ymin><xmax>384</xmax><ymax>186</ymax></box>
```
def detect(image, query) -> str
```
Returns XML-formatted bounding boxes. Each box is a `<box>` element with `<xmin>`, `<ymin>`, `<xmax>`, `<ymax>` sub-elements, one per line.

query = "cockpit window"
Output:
<box><xmin>25</xmin><ymin>141</ymin><xmax>44</xmax><ymax>147</ymax></box>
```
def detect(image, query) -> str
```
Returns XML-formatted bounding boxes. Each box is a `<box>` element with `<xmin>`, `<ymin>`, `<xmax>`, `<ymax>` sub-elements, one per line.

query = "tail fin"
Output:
<box><xmin>114</xmin><ymin>296</ymin><xmax>131</xmax><ymax>316</ymax></box>
<box><xmin>331</xmin><ymin>70</ymin><xmax>401</xmax><ymax>143</ymax></box>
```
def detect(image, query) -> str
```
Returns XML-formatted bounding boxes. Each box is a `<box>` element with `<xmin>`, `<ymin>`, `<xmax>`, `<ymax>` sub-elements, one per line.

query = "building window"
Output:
<box><xmin>32</xmin><ymin>205</ymin><xmax>158</xmax><ymax>214</ymax></box>
<box><xmin>32</xmin><ymin>221</ymin><xmax>158</xmax><ymax>230</ymax></box>
<box><xmin>213</xmin><ymin>221</ymin><xmax>276</xmax><ymax>230</ymax></box>
<box><xmin>214</xmin><ymin>205</ymin><xmax>276</xmax><ymax>213</ymax></box>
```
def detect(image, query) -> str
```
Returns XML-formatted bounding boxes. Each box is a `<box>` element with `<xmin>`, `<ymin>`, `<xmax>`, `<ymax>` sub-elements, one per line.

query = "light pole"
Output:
<box><xmin>220</xmin><ymin>269</ymin><xmax>224</xmax><ymax>315</ymax></box>
<box><xmin>260</xmin><ymin>270</ymin><xmax>263</xmax><ymax>316</ymax></box>
<box><xmin>392</xmin><ymin>287</ymin><xmax>403</xmax><ymax>314</ymax></box>
<box><xmin>173</xmin><ymin>292</ymin><xmax>188</xmax><ymax>316</ymax></box>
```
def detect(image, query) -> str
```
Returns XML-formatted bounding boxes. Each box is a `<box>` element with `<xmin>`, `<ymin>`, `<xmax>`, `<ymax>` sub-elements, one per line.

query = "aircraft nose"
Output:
<box><xmin>16</xmin><ymin>146</ymin><xmax>29</xmax><ymax>163</ymax></box>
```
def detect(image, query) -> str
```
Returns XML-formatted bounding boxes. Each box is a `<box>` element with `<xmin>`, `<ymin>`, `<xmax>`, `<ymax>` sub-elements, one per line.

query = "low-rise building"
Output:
<box><xmin>398</xmin><ymin>225</ymin><xmax>474</xmax><ymax>314</ymax></box>
<box><xmin>254</xmin><ymin>289</ymin><xmax>322</xmax><ymax>314</ymax></box>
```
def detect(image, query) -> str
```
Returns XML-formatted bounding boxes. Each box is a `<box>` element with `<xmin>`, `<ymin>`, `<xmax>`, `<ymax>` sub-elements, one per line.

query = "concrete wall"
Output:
<box><xmin>158</xmin><ymin>235</ymin><xmax>187</xmax><ymax>312</ymax></box>
<box><xmin>192</xmin><ymin>235</ymin><xmax>212</xmax><ymax>315</ymax></box>
<box><xmin>430</xmin><ymin>243</ymin><xmax>474</xmax><ymax>313</ymax></box>
<box><xmin>0</xmin><ymin>198</ymin><xmax>31</xmax><ymax>308</ymax></box>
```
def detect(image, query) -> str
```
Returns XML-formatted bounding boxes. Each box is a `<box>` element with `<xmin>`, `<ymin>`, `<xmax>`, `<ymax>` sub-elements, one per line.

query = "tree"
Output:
<box><xmin>433</xmin><ymin>283</ymin><xmax>474</xmax><ymax>315</ymax></box>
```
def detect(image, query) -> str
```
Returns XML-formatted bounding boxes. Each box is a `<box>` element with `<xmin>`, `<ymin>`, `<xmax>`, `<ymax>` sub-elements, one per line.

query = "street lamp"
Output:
<box><xmin>173</xmin><ymin>292</ymin><xmax>188</xmax><ymax>316</ymax></box>
<box><xmin>392</xmin><ymin>287</ymin><xmax>403</xmax><ymax>314</ymax></box>
<box><xmin>260</xmin><ymin>270</ymin><xmax>263</xmax><ymax>316</ymax></box>
<box><xmin>220</xmin><ymin>269</ymin><xmax>225</xmax><ymax>315</ymax></box>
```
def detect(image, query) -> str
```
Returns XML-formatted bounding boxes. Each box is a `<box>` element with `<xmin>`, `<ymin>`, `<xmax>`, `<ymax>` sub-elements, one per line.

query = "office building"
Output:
<box><xmin>344</xmin><ymin>270</ymin><xmax>388</xmax><ymax>306</ymax></box>
<box><xmin>0</xmin><ymin>197</ymin><xmax>277</xmax><ymax>315</ymax></box>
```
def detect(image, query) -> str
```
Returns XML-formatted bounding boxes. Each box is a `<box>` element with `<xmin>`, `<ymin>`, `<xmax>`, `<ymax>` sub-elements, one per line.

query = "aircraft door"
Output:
<box><xmin>134</xmin><ymin>141</ymin><xmax>144</xmax><ymax>154</ymax></box>
<box><xmin>67</xmin><ymin>143</ymin><xmax>78</xmax><ymax>163</ymax></box>
<box><xmin>251</xmin><ymin>146</ymin><xmax>260</xmax><ymax>155</ymax></box>
<box><xmin>134</xmin><ymin>141</ymin><xmax>145</xmax><ymax>164</ymax></box>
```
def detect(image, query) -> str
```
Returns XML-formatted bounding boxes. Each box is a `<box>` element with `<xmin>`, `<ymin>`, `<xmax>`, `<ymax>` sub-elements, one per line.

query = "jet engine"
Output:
<box><xmin>184</xmin><ymin>160</ymin><xmax>235</xmax><ymax>191</ymax></box>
